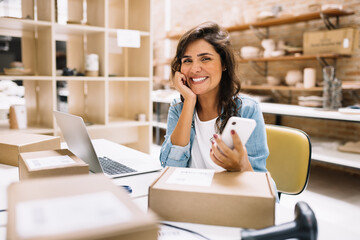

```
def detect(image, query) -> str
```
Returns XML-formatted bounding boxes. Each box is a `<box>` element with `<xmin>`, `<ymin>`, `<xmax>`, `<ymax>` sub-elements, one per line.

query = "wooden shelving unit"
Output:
<box><xmin>0</xmin><ymin>0</ymin><xmax>153</xmax><ymax>153</ymax></box>
<box><xmin>230</xmin><ymin>9</ymin><xmax>356</xmax><ymax>94</ymax></box>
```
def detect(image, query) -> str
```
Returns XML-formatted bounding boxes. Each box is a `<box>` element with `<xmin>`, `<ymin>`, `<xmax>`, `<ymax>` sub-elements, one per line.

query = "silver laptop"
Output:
<box><xmin>53</xmin><ymin>111</ymin><xmax>162</xmax><ymax>178</ymax></box>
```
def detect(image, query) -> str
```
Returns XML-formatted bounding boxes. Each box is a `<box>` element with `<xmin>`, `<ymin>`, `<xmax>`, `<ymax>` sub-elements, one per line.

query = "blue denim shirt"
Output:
<box><xmin>159</xmin><ymin>95</ymin><xmax>269</xmax><ymax>172</ymax></box>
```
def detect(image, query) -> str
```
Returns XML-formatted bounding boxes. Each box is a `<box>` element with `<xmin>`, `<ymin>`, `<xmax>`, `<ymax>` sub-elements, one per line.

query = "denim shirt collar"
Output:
<box><xmin>191</xmin><ymin>96</ymin><xmax>241</xmax><ymax>129</ymax></box>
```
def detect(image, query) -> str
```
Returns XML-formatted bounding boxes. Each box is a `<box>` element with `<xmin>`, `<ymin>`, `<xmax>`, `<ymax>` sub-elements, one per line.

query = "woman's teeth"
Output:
<box><xmin>192</xmin><ymin>77</ymin><xmax>207</xmax><ymax>82</ymax></box>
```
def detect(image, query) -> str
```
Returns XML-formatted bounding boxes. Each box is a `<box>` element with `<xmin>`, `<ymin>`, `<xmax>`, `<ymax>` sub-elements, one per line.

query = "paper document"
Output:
<box><xmin>166</xmin><ymin>168</ymin><xmax>215</xmax><ymax>187</ymax></box>
<box><xmin>117</xmin><ymin>29</ymin><xmax>141</xmax><ymax>48</ymax></box>
<box><xmin>158</xmin><ymin>224</ymin><xmax>201</xmax><ymax>240</ymax></box>
<box><xmin>16</xmin><ymin>191</ymin><xmax>132</xmax><ymax>238</ymax></box>
<box><xmin>25</xmin><ymin>155</ymin><xmax>76</xmax><ymax>170</ymax></box>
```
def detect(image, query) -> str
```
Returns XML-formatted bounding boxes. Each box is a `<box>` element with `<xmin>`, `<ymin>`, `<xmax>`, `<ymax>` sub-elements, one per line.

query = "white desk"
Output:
<box><xmin>1</xmin><ymin>139</ymin><xmax>357</xmax><ymax>240</ymax></box>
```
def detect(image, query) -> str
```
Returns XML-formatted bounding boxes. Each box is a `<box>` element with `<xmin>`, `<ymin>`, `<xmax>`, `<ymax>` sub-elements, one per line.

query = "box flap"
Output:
<box><xmin>152</xmin><ymin>167</ymin><xmax>274</xmax><ymax>199</ymax></box>
<box><xmin>265</xmin><ymin>171</ymin><xmax>276</xmax><ymax>198</ymax></box>
<box><xmin>20</xmin><ymin>149</ymin><xmax>88</xmax><ymax>172</ymax></box>
<box><xmin>0</xmin><ymin>133</ymin><xmax>59</xmax><ymax>146</ymax></box>
<box><xmin>149</xmin><ymin>167</ymin><xmax>168</xmax><ymax>188</ymax></box>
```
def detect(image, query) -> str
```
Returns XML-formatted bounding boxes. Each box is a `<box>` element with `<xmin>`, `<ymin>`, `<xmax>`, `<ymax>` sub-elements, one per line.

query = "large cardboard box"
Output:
<box><xmin>7</xmin><ymin>174</ymin><xmax>158</xmax><ymax>240</ymax></box>
<box><xmin>0</xmin><ymin>133</ymin><xmax>60</xmax><ymax>167</ymax></box>
<box><xmin>303</xmin><ymin>27</ymin><xmax>359</xmax><ymax>55</ymax></box>
<box><xmin>19</xmin><ymin>149</ymin><xmax>89</xmax><ymax>180</ymax></box>
<box><xmin>149</xmin><ymin>167</ymin><xmax>276</xmax><ymax>229</ymax></box>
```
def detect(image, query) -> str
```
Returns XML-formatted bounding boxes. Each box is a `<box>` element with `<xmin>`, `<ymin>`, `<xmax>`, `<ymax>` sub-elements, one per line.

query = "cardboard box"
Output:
<box><xmin>0</xmin><ymin>133</ymin><xmax>61</xmax><ymax>167</ymax></box>
<box><xmin>7</xmin><ymin>174</ymin><xmax>158</xmax><ymax>240</ymax></box>
<box><xmin>149</xmin><ymin>167</ymin><xmax>276</xmax><ymax>229</ymax></box>
<box><xmin>303</xmin><ymin>27</ymin><xmax>359</xmax><ymax>55</ymax></box>
<box><xmin>19</xmin><ymin>149</ymin><xmax>89</xmax><ymax>180</ymax></box>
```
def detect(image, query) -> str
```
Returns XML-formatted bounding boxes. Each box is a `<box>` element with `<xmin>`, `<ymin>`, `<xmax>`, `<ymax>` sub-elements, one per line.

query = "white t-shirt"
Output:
<box><xmin>190</xmin><ymin>112</ymin><xmax>225</xmax><ymax>171</ymax></box>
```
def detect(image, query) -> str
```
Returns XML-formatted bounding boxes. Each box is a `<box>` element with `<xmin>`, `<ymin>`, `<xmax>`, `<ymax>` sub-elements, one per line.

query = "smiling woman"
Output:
<box><xmin>159</xmin><ymin>21</ymin><xmax>271</xmax><ymax>176</ymax></box>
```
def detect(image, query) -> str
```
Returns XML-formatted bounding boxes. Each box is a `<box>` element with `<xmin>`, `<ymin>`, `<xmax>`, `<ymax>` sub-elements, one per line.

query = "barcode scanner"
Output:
<box><xmin>241</xmin><ymin>201</ymin><xmax>318</xmax><ymax>240</ymax></box>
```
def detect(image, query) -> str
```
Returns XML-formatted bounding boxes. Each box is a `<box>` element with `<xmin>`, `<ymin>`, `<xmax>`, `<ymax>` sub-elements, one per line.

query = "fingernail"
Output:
<box><xmin>213</xmin><ymin>134</ymin><xmax>218</xmax><ymax>139</ymax></box>
<box><xmin>211</xmin><ymin>141</ymin><xmax>214</xmax><ymax>145</ymax></box>
<box><xmin>231</xmin><ymin>130</ymin><xmax>235</xmax><ymax>135</ymax></box>
<box><xmin>210</xmin><ymin>149</ymin><xmax>212</xmax><ymax>152</ymax></box>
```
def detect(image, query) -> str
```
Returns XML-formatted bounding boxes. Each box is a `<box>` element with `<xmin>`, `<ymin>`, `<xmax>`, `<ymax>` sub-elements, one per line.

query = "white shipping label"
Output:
<box><xmin>343</xmin><ymin>38</ymin><xmax>350</xmax><ymax>48</ymax></box>
<box><xmin>16</xmin><ymin>191</ymin><xmax>132</xmax><ymax>238</ymax></box>
<box><xmin>117</xmin><ymin>29</ymin><xmax>141</xmax><ymax>48</ymax></box>
<box><xmin>166</xmin><ymin>168</ymin><xmax>215</xmax><ymax>187</ymax></box>
<box><xmin>159</xmin><ymin>224</ymin><xmax>200</xmax><ymax>240</ymax></box>
<box><xmin>25</xmin><ymin>155</ymin><xmax>76</xmax><ymax>170</ymax></box>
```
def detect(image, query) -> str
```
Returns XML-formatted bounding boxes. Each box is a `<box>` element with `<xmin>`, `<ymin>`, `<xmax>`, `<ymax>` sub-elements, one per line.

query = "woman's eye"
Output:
<box><xmin>201</xmin><ymin>57</ymin><xmax>211</xmax><ymax>62</ymax></box>
<box><xmin>182</xmin><ymin>59</ymin><xmax>192</xmax><ymax>64</ymax></box>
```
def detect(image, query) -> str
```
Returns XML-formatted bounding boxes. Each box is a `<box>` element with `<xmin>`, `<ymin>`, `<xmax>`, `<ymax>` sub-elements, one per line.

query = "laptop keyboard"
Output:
<box><xmin>98</xmin><ymin>156</ymin><xmax>137</xmax><ymax>175</ymax></box>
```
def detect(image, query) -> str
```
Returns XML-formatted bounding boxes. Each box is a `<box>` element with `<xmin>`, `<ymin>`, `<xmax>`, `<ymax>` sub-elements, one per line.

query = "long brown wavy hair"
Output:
<box><xmin>170</xmin><ymin>21</ymin><xmax>241</xmax><ymax>134</ymax></box>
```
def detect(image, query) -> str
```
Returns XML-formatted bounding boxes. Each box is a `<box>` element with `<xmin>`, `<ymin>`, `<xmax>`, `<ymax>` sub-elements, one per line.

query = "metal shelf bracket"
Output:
<box><xmin>316</xmin><ymin>56</ymin><xmax>337</xmax><ymax>68</ymax></box>
<box><xmin>248</xmin><ymin>61</ymin><xmax>268</xmax><ymax>76</ymax></box>
<box><xmin>249</xmin><ymin>25</ymin><xmax>269</xmax><ymax>40</ymax></box>
<box><xmin>320</xmin><ymin>13</ymin><xmax>340</xmax><ymax>30</ymax></box>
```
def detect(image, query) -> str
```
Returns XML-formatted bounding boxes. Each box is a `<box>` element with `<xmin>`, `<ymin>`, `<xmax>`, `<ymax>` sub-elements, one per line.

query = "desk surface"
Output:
<box><xmin>1</xmin><ymin>139</ymin><xmax>359</xmax><ymax>240</ymax></box>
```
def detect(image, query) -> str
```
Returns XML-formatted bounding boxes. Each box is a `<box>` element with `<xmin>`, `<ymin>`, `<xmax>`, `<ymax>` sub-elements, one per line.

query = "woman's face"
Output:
<box><xmin>180</xmin><ymin>39</ymin><xmax>223</xmax><ymax>97</ymax></box>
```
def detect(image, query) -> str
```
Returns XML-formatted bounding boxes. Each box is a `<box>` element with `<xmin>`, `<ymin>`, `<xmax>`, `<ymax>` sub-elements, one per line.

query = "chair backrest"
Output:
<box><xmin>266</xmin><ymin>124</ymin><xmax>312</xmax><ymax>195</ymax></box>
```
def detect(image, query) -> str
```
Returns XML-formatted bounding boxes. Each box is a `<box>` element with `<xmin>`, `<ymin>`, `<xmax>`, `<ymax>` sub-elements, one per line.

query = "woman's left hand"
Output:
<box><xmin>210</xmin><ymin>131</ymin><xmax>254</xmax><ymax>172</ymax></box>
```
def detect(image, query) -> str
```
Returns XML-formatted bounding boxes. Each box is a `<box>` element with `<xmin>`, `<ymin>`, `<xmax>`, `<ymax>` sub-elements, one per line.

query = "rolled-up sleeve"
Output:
<box><xmin>159</xmin><ymin>99</ymin><xmax>192</xmax><ymax>167</ymax></box>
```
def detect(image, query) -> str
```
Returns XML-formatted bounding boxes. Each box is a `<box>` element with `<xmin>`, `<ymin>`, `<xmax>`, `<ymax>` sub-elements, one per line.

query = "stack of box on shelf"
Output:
<box><xmin>0</xmin><ymin>0</ymin><xmax>153</xmax><ymax>153</ymax></box>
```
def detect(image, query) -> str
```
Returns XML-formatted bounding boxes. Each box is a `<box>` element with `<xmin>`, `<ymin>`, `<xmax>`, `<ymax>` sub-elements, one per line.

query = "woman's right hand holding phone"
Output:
<box><xmin>173</xmin><ymin>71</ymin><xmax>196</xmax><ymax>103</ymax></box>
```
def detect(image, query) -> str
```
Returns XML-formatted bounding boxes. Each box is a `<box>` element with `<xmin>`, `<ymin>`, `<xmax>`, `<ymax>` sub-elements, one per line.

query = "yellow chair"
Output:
<box><xmin>266</xmin><ymin>125</ymin><xmax>312</xmax><ymax>198</ymax></box>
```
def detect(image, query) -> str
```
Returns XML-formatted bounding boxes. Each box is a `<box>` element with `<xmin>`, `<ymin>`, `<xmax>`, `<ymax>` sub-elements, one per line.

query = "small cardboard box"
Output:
<box><xmin>0</xmin><ymin>133</ymin><xmax>61</xmax><ymax>167</ymax></box>
<box><xmin>7</xmin><ymin>174</ymin><xmax>158</xmax><ymax>240</ymax></box>
<box><xmin>303</xmin><ymin>27</ymin><xmax>359</xmax><ymax>55</ymax></box>
<box><xmin>149</xmin><ymin>167</ymin><xmax>276</xmax><ymax>229</ymax></box>
<box><xmin>19</xmin><ymin>149</ymin><xmax>89</xmax><ymax>180</ymax></box>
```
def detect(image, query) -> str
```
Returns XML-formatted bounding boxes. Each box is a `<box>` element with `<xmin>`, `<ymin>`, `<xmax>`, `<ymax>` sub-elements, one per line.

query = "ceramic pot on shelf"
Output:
<box><xmin>285</xmin><ymin>70</ymin><xmax>302</xmax><ymax>86</ymax></box>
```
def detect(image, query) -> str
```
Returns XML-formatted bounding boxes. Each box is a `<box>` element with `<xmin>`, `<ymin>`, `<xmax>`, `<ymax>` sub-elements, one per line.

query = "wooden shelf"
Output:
<box><xmin>108</xmin><ymin>29</ymin><xmax>150</xmax><ymax>37</ymax></box>
<box><xmin>165</xmin><ymin>32</ymin><xmax>184</xmax><ymax>40</ymax></box>
<box><xmin>55</xmin><ymin>77</ymin><xmax>106</xmax><ymax>81</ymax></box>
<box><xmin>241</xmin><ymin>85</ymin><xmax>323</xmax><ymax>91</ymax></box>
<box><xmin>226</xmin><ymin>9</ymin><xmax>354</xmax><ymax>32</ymax></box>
<box><xmin>157</xmin><ymin>52</ymin><xmax>350</xmax><ymax>66</ymax></box>
<box><xmin>54</xmin><ymin>23</ymin><xmax>105</xmax><ymax>35</ymax></box>
<box><xmin>108</xmin><ymin>77</ymin><xmax>150</xmax><ymax>82</ymax></box>
<box><xmin>260</xmin><ymin>103</ymin><xmax>360</xmax><ymax>122</ymax></box>
<box><xmin>311</xmin><ymin>137</ymin><xmax>360</xmax><ymax>169</ymax></box>
<box><xmin>0</xmin><ymin>120</ymin><xmax>54</xmax><ymax>135</ymax></box>
<box><xmin>242</xmin><ymin>84</ymin><xmax>360</xmax><ymax>91</ymax></box>
<box><xmin>238</xmin><ymin>53</ymin><xmax>350</xmax><ymax>63</ymax></box>
<box><xmin>152</xmin><ymin>121</ymin><xmax>167</xmax><ymax>130</ymax></box>
<box><xmin>165</xmin><ymin>10</ymin><xmax>354</xmax><ymax>40</ymax></box>
<box><xmin>0</xmin><ymin>17</ymin><xmax>51</xmax><ymax>31</ymax></box>
<box><xmin>107</xmin><ymin>117</ymin><xmax>150</xmax><ymax>127</ymax></box>
<box><xmin>0</xmin><ymin>76</ymin><xmax>52</xmax><ymax>81</ymax></box>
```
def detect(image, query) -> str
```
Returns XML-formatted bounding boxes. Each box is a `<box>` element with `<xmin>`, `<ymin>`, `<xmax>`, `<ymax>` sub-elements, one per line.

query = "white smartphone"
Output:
<box><xmin>221</xmin><ymin>116</ymin><xmax>256</xmax><ymax>149</ymax></box>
